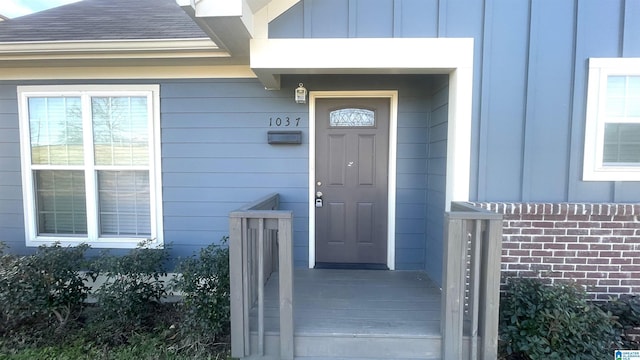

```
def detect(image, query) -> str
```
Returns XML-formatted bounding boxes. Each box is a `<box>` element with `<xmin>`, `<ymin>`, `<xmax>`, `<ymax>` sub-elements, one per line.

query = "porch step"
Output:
<box><xmin>295</xmin><ymin>357</ymin><xmax>441</xmax><ymax>360</ymax></box>
<box><xmin>250</xmin><ymin>332</ymin><xmax>442</xmax><ymax>359</ymax></box>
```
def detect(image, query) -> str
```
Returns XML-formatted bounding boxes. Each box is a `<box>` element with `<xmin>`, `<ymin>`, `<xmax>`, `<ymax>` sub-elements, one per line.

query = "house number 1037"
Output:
<box><xmin>269</xmin><ymin>117</ymin><xmax>300</xmax><ymax>127</ymax></box>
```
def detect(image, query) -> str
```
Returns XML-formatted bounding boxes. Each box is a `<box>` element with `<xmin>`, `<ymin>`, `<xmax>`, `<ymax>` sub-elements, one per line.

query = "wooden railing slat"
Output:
<box><xmin>257</xmin><ymin>219</ymin><xmax>265</xmax><ymax>356</ymax></box>
<box><xmin>469</xmin><ymin>219</ymin><xmax>482</xmax><ymax>360</ymax></box>
<box><xmin>242</xmin><ymin>218</ymin><xmax>251</xmax><ymax>356</ymax></box>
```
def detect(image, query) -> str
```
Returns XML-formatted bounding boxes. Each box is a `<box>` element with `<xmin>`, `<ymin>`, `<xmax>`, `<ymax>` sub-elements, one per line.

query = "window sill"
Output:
<box><xmin>582</xmin><ymin>166</ymin><xmax>640</xmax><ymax>182</ymax></box>
<box><xmin>27</xmin><ymin>237</ymin><xmax>162</xmax><ymax>249</ymax></box>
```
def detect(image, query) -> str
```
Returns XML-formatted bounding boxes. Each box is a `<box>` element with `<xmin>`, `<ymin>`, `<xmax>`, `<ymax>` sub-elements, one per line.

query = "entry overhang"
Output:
<box><xmin>253</xmin><ymin>37</ymin><xmax>475</xmax><ymax>211</ymax></box>
<box><xmin>178</xmin><ymin>0</ymin><xmax>254</xmax><ymax>59</ymax></box>
<box><xmin>250</xmin><ymin>38</ymin><xmax>474</xmax><ymax>89</ymax></box>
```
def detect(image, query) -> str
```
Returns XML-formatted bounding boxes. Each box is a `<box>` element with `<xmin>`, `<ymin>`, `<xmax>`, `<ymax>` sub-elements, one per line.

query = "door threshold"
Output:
<box><xmin>314</xmin><ymin>262</ymin><xmax>388</xmax><ymax>270</ymax></box>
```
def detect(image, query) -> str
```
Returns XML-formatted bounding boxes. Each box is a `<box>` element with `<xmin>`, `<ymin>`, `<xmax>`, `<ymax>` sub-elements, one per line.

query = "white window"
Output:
<box><xmin>18</xmin><ymin>85</ymin><xmax>163</xmax><ymax>248</ymax></box>
<box><xmin>584</xmin><ymin>58</ymin><xmax>640</xmax><ymax>181</ymax></box>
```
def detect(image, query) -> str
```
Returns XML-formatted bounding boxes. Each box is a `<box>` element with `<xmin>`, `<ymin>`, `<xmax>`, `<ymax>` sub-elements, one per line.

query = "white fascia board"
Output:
<box><xmin>0</xmin><ymin>38</ymin><xmax>227</xmax><ymax>60</ymax></box>
<box><xmin>0</xmin><ymin>65</ymin><xmax>255</xmax><ymax>80</ymax></box>
<box><xmin>250</xmin><ymin>38</ymin><xmax>474</xmax><ymax>89</ymax></box>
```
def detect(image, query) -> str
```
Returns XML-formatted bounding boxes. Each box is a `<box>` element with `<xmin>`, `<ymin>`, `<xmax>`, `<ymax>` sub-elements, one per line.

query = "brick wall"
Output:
<box><xmin>474</xmin><ymin>203</ymin><xmax>640</xmax><ymax>300</ymax></box>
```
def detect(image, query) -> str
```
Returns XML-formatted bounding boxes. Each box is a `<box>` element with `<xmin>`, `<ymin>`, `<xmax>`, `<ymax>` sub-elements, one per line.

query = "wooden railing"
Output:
<box><xmin>229</xmin><ymin>193</ymin><xmax>294</xmax><ymax>360</ymax></box>
<box><xmin>442</xmin><ymin>202</ymin><xmax>503</xmax><ymax>360</ymax></box>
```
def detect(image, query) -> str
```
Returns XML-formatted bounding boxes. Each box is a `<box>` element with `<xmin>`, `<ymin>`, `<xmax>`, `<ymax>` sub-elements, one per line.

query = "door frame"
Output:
<box><xmin>309</xmin><ymin>91</ymin><xmax>398</xmax><ymax>270</ymax></box>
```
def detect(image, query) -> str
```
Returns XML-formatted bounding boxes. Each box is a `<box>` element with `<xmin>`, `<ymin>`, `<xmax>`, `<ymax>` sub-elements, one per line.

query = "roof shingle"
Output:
<box><xmin>0</xmin><ymin>0</ymin><xmax>207</xmax><ymax>42</ymax></box>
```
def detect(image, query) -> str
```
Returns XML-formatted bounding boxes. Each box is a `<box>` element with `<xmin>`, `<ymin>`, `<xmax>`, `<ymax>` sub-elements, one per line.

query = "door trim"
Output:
<box><xmin>309</xmin><ymin>91</ymin><xmax>398</xmax><ymax>270</ymax></box>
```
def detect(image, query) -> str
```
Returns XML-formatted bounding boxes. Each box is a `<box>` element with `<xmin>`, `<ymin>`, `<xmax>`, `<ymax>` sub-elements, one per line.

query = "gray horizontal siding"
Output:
<box><xmin>0</xmin><ymin>84</ymin><xmax>26</xmax><ymax>255</ymax></box>
<box><xmin>425</xmin><ymin>84</ymin><xmax>448</xmax><ymax>285</ymax></box>
<box><xmin>0</xmin><ymin>79</ymin><xmax>313</xmax><ymax>261</ymax></box>
<box><xmin>161</xmin><ymin>79</ymin><xmax>310</xmax><ymax>262</ymax></box>
<box><xmin>396</xmin><ymin>92</ymin><xmax>429</xmax><ymax>270</ymax></box>
<box><xmin>163</xmin><ymin>158</ymin><xmax>308</xmax><ymax>173</ymax></box>
<box><xmin>270</xmin><ymin>0</ymin><xmax>640</xmax><ymax>203</ymax></box>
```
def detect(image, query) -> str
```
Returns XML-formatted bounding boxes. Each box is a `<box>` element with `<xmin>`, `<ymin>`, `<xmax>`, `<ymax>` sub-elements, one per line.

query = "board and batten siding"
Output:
<box><xmin>270</xmin><ymin>0</ymin><xmax>640</xmax><ymax>203</ymax></box>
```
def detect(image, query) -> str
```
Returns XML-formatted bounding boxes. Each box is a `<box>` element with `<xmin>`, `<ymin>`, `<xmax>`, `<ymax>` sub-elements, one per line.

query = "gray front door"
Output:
<box><xmin>315</xmin><ymin>98</ymin><xmax>389</xmax><ymax>268</ymax></box>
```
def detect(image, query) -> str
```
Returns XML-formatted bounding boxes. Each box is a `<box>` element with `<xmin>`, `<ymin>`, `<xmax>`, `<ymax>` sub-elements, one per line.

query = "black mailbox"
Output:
<box><xmin>267</xmin><ymin>131</ymin><xmax>302</xmax><ymax>145</ymax></box>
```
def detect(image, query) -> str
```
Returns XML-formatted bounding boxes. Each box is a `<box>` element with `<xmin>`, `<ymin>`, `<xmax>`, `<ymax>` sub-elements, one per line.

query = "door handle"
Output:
<box><xmin>315</xmin><ymin>191</ymin><xmax>323</xmax><ymax>208</ymax></box>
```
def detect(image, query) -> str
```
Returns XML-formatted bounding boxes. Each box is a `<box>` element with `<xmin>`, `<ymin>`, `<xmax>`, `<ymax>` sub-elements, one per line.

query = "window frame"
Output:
<box><xmin>583</xmin><ymin>58</ymin><xmax>640</xmax><ymax>181</ymax></box>
<box><xmin>18</xmin><ymin>85</ymin><xmax>164</xmax><ymax>248</ymax></box>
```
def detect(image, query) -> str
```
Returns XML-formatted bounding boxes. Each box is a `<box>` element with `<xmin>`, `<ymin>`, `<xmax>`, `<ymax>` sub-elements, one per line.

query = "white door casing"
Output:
<box><xmin>309</xmin><ymin>91</ymin><xmax>398</xmax><ymax>269</ymax></box>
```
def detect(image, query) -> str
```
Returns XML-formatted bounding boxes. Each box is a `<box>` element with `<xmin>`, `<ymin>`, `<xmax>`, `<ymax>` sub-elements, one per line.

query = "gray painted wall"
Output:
<box><xmin>0</xmin><ymin>75</ymin><xmax>443</xmax><ymax>270</ymax></box>
<box><xmin>426</xmin><ymin>82</ymin><xmax>449</xmax><ymax>283</ymax></box>
<box><xmin>0</xmin><ymin>85</ymin><xmax>25</xmax><ymax>254</ymax></box>
<box><xmin>270</xmin><ymin>0</ymin><xmax>640</xmax><ymax>203</ymax></box>
<box><xmin>160</xmin><ymin>79</ymin><xmax>309</xmax><ymax>262</ymax></box>
<box><xmin>2</xmin><ymin>0</ymin><xmax>638</xmax><ymax>275</ymax></box>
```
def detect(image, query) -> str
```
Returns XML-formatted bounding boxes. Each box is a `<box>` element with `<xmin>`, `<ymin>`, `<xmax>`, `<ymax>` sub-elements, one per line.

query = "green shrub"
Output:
<box><xmin>91</xmin><ymin>239</ymin><xmax>169</xmax><ymax>342</ymax></box>
<box><xmin>0</xmin><ymin>243</ymin><xmax>91</xmax><ymax>338</ymax></box>
<box><xmin>596</xmin><ymin>294</ymin><xmax>640</xmax><ymax>349</ymax></box>
<box><xmin>499</xmin><ymin>277</ymin><xmax>619</xmax><ymax>360</ymax></box>
<box><xmin>173</xmin><ymin>237</ymin><xmax>230</xmax><ymax>352</ymax></box>
<box><xmin>0</xmin><ymin>334</ymin><xmax>229</xmax><ymax>360</ymax></box>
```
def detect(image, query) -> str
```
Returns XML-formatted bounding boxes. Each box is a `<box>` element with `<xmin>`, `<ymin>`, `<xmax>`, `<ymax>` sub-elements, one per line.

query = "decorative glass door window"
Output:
<box><xmin>329</xmin><ymin>108</ymin><xmax>375</xmax><ymax>127</ymax></box>
<box><xmin>18</xmin><ymin>85</ymin><xmax>162</xmax><ymax>248</ymax></box>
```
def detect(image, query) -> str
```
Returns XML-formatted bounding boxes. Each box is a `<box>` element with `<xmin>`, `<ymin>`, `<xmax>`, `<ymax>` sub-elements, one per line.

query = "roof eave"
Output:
<box><xmin>0</xmin><ymin>38</ymin><xmax>229</xmax><ymax>61</ymax></box>
<box><xmin>178</xmin><ymin>0</ymin><xmax>301</xmax><ymax>58</ymax></box>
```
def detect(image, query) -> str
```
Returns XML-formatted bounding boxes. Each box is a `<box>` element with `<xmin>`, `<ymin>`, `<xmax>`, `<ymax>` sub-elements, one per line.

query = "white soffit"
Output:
<box><xmin>250</xmin><ymin>38</ymin><xmax>474</xmax><ymax>89</ymax></box>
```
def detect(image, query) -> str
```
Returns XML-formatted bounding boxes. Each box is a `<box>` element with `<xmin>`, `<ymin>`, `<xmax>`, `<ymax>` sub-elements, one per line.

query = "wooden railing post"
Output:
<box><xmin>229</xmin><ymin>194</ymin><xmax>294</xmax><ymax>360</ymax></box>
<box><xmin>229</xmin><ymin>216</ymin><xmax>246</xmax><ymax>358</ymax></box>
<box><xmin>444</xmin><ymin>202</ymin><xmax>503</xmax><ymax>360</ymax></box>
<box><xmin>479</xmin><ymin>218</ymin><xmax>503</xmax><ymax>359</ymax></box>
<box><xmin>278</xmin><ymin>216</ymin><xmax>294</xmax><ymax>360</ymax></box>
<box><xmin>442</xmin><ymin>214</ymin><xmax>465</xmax><ymax>360</ymax></box>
